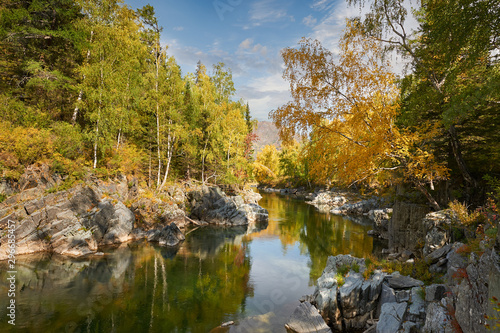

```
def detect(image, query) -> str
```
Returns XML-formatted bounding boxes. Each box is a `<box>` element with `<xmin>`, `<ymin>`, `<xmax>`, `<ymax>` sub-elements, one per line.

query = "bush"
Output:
<box><xmin>106</xmin><ymin>143</ymin><xmax>146</xmax><ymax>177</ymax></box>
<box><xmin>0</xmin><ymin>121</ymin><xmax>53</xmax><ymax>179</ymax></box>
<box><xmin>51</xmin><ymin>122</ymin><xmax>86</xmax><ymax>160</ymax></box>
<box><xmin>449</xmin><ymin>200</ymin><xmax>485</xmax><ymax>227</ymax></box>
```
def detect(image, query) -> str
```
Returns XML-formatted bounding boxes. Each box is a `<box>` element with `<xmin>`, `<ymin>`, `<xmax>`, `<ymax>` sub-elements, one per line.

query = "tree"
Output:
<box><xmin>253</xmin><ymin>144</ymin><xmax>280</xmax><ymax>183</ymax></box>
<box><xmin>138</xmin><ymin>4</ymin><xmax>166</xmax><ymax>187</ymax></box>
<box><xmin>271</xmin><ymin>21</ymin><xmax>447</xmax><ymax>208</ymax></box>
<box><xmin>77</xmin><ymin>0</ymin><xmax>144</xmax><ymax>169</ymax></box>
<box><xmin>0</xmin><ymin>0</ymin><xmax>84</xmax><ymax>124</ymax></box>
<box><xmin>348</xmin><ymin>0</ymin><xmax>500</xmax><ymax>199</ymax></box>
<box><xmin>158</xmin><ymin>56</ymin><xmax>185</xmax><ymax>190</ymax></box>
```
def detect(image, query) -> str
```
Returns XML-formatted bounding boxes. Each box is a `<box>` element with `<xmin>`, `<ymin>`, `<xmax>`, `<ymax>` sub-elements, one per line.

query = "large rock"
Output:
<box><xmin>308</xmin><ymin>191</ymin><xmax>347</xmax><ymax>207</ymax></box>
<box><xmin>426</xmin><ymin>243</ymin><xmax>453</xmax><ymax>264</ymax></box>
<box><xmin>407</xmin><ymin>287</ymin><xmax>425</xmax><ymax>325</ymax></box>
<box><xmin>285</xmin><ymin>301</ymin><xmax>331</xmax><ymax>333</ymax></box>
<box><xmin>389</xmin><ymin>201</ymin><xmax>430</xmax><ymax>252</ymax></box>
<box><xmin>147</xmin><ymin>222</ymin><xmax>185</xmax><ymax>247</ymax></box>
<box><xmin>423</xmin><ymin>210</ymin><xmax>454</xmax><ymax>256</ymax></box>
<box><xmin>376</xmin><ymin>302</ymin><xmax>407</xmax><ymax>333</ymax></box>
<box><xmin>386</xmin><ymin>272</ymin><xmax>424</xmax><ymax>289</ymax></box>
<box><xmin>423</xmin><ymin>299</ymin><xmax>454</xmax><ymax>333</ymax></box>
<box><xmin>0</xmin><ymin>186</ymin><xmax>135</xmax><ymax>260</ymax></box>
<box><xmin>453</xmin><ymin>251</ymin><xmax>496</xmax><ymax>333</ymax></box>
<box><xmin>368</xmin><ymin>208</ymin><xmax>392</xmax><ymax>238</ymax></box>
<box><xmin>189</xmin><ymin>186</ymin><xmax>268</xmax><ymax>225</ymax></box>
<box><xmin>312</xmin><ymin>255</ymin><xmax>389</xmax><ymax>331</ymax></box>
<box><xmin>86</xmin><ymin>200</ymin><xmax>134</xmax><ymax>244</ymax></box>
<box><xmin>445</xmin><ymin>242</ymin><xmax>468</xmax><ymax>283</ymax></box>
<box><xmin>331</xmin><ymin>199</ymin><xmax>379</xmax><ymax>215</ymax></box>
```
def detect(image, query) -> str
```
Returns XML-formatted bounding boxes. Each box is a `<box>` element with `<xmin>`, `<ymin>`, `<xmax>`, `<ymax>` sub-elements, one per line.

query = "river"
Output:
<box><xmin>0</xmin><ymin>191</ymin><xmax>386</xmax><ymax>332</ymax></box>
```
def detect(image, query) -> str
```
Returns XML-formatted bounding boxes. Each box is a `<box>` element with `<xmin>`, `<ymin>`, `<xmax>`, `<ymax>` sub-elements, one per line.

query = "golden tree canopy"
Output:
<box><xmin>271</xmin><ymin>21</ymin><xmax>447</xmax><ymax>199</ymax></box>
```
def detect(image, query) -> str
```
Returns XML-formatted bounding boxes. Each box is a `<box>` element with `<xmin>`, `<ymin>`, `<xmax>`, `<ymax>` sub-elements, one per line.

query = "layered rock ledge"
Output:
<box><xmin>287</xmin><ymin>250</ymin><xmax>500</xmax><ymax>333</ymax></box>
<box><xmin>0</xmin><ymin>167</ymin><xmax>268</xmax><ymax>260</ymax></box>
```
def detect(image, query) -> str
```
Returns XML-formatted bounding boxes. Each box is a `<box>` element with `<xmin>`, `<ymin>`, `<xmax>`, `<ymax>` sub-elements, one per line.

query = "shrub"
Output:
<box><xmin>106</xmin><ymin>143</ymin><xmax>146</xmax><ymax>177</ymax></box>
<box><xmin>449</xmin><ymin>200</ymin><xmax>485</xmax><ymax>227</ymax></box>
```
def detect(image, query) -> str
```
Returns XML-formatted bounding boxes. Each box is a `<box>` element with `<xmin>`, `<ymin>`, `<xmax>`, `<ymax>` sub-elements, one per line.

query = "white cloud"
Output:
<box><xmin>239</xmin><ymin>38</ymin><xmax>253</xmax><ymax>50</ymax></box>
<box><xmin>302</xmin><ymin>15</ymin><xmax>317</xmax><ymax>28</ymax></box>
<box><xmin>248</xmin><ymin>0</ymin><xmax>294</xmax><ymax>27</ymax></box>
<box><xmin>237</xmin><ymin>38</ymin><xmax>268</xmax><ymax>56</ymax></box>
<box><xmin>173</xmin><ymin>26</ymin><xmax>184</xmax><ymax>31</ymax></box>
<box><xmin>239</xmin><ymin>72</ymin><xmax>291</xmax><ymax>120</ymax></box>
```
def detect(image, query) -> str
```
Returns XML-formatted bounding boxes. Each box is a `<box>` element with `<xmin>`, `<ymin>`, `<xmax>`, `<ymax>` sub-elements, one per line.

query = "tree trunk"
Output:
<box><xmin>72</xmin><ymin>30</ymin><xmax>93</xmax><ymax>124</ymax></box>
<box><xmin>93</xmin><ymin>64</ymin><xmax>104</xmax><ymax>169</ymax></box>
<box><xmin>416</xmin><ymin>184</ymin><xmax>441</xmax><ymax>211</ymax></box>
<box><xmin>155</xmin><ymin>44</ymin><xmax>161</xmax><ymax>188</ymax></box>
<box><xmin>448</xmin><ymin>125</ymin><xmax>476</xmax><ymax>187</ymax></box>
<box><xmin>159</xmin><ymin>128</ymin><xmax>175</xmax><ymax>191</ymax></box>
<box><xmin>148</xmin><ymin>140</ymin><xmax>152</xmax><ymax>188</ymax></box>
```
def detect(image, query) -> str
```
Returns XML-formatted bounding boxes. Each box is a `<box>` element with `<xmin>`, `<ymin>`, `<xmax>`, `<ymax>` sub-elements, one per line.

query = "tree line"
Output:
<box><xmin>0</xmin><ymin>0</ymin><xmax>256</xmax><ymax>188</ymax></box>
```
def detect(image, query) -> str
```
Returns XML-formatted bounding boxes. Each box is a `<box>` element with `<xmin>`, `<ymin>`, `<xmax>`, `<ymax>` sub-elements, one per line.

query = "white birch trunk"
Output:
<box><xmin>72</xmin><ymin>30</ymin><xmax>93</xmax><ymax>124</ymax></box>
<box><xmin>93</xmin><ymin>63</ymin><xmax>104</xmax><ymax>169</ymax></box>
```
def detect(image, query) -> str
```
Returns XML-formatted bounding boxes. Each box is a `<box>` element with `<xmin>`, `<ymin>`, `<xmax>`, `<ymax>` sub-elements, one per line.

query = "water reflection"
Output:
<box><xmin>0</xmin><ymin>191</ymin><xmax>385</xmax><ymax>333</ymax></box>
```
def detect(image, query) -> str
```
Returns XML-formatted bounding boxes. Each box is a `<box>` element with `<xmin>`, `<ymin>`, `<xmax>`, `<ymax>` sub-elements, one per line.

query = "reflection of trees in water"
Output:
<box><xmin>259</xmin><ymin>192</ymin><xmax>382</xmax><ymax>285</ymax></box>
<box><xmin>0</xmin><ymin>245</ymin><xmax>133</xmax><ymax>332</ymax></box>
<box><xmin>0</xmin><ymin>240</ymin><xmax>253</xmax><ymax>333</ymax></box>
<box><xmin>119</xmin><ymin>242</ymin><xmax>253</xmax><ymax>333</ymax></box>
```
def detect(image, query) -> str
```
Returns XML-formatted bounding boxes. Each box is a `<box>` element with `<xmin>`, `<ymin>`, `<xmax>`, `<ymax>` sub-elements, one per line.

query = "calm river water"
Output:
<box><xmin>0</xmin><ymin>191</ymin><xmax>386</xmax><ymax>332</ymax></box>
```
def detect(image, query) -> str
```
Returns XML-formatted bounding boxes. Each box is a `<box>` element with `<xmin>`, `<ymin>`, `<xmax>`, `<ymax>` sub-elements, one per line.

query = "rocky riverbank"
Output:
<box><xmin>0</xmin><ymin>164</ymin><xmax>268</xmax><ymax>260</ymax></box>
<box><xmin>260</xmin><ymin>186</ymin><xmax>392</xmax><ymax>238</ymax></box>
<box><xmin>261</xmin><ymin>186</ymin><xmax>500</xmax><ymax>332</ymax></box>
<box><xmin>287</xmin><ymin>247</ymin><xmax>500</xmax><ymax>333</ymax></box>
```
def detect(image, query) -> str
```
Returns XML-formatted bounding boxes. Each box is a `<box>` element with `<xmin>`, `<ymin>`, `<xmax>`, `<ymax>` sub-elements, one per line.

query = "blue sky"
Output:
<box><xmin>122</xmin><ymin>0</ymin><xmax>371</xmax><ymax>121</ymax></box>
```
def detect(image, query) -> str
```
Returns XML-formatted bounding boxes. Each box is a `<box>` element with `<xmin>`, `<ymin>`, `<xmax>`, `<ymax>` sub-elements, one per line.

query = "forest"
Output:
<box><xmin>254</xmin><ymin>0</ymin><xmax>500</xmax><ymax>210</ymax></box>
<box><xmin>1</xmin><ymin>0</ymin><xmax>499</xmax><ymax>211</ymax></box>
<box><xmin>0</xmin><ymin>0</ymin><xmax>256</xmax><ymax>191</ymax></box>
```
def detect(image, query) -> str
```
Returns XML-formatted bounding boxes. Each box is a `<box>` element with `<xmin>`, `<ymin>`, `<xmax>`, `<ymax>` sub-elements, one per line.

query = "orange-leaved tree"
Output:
<box><xmin>270</xmin><ymin>21</ymin><xmax>448</xmax><ymax>209</ymax></box>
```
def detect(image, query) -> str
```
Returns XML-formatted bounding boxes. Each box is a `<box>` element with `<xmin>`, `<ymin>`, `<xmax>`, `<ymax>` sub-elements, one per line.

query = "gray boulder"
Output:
<box><xmin>147</xmin><ymin>222</ymin><xmax>185</xmax><ymax>247</ymax></box>
<box><xmin>0</xmin><ymin>186</ymin><xmax>135</xmax><ymax>260</ymax></box>
<box><xmin>376</xmin><ymin>302</ymin><xmax>407</xmax><ymax>333</ymax></box>
<box><xmin>423</xmin><ymin>210</ymin><xmax>453</xmax><ymax>256</ymax></box>
<box><xmin>331</xmin><ymin>199</ymin><xmax>379</xmax><ymax>215</ymax></box>
<box><xmin>386</xmin><ymin>272</ymin><xmax>424</xmax><ymax>289</ymax></box>
<box><xmin>423</xmin><ymin>299</ymin><xmax>454</xmax><ymax>333</ymax></box>
<box><xmin>189</xmin><ymin>186</ymin><xmax>268</xmax><ymax>225</ymax></box>
<box><xmin>407</xmin><ymin>287</ymin><xmax>425</xmax><ymax>325</ymax></box>
<box><xmin>284</xmin><ymin>301</ymin><xmax>331</xmax><ymax>333</ymax></box>
<box><xmin>425</xmin><ymin>284</ymin><xmax>448</xmax><ymax>303</ymax></box>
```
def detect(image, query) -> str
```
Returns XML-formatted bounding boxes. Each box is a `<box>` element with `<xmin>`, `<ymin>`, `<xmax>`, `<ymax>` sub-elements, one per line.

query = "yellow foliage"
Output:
<box><xmin>0</xmin><ymin>121</ymin><xmax>55</xmax><ymax>179</ymax></box>
<box><xmin>271</xmin><ymin>20</ymin><xmax>448</xmax><ymax>193</ymax></box>
<box><xmin>106</xmin><ymin>143</ymin><xmax>147</xmax><ymax>177</ymax></box>
<box><xmin>253</xmin><ymin>145</ymin><xmax>280</xmax><ymax>183</ymax></box>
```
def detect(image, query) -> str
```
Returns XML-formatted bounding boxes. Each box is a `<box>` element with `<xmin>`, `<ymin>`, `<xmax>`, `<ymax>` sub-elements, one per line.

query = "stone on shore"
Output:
<box><xmin>285</xmin><ymin>301</ymin><xmax>331</xmax><ymax>333</ymax></box>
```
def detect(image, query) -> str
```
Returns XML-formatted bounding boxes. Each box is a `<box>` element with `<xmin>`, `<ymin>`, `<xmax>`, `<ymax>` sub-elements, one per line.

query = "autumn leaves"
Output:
<box><xmin>271</xmin><ymin>21</ymin><xmax>447</xmax><ymax>207</ymax></box>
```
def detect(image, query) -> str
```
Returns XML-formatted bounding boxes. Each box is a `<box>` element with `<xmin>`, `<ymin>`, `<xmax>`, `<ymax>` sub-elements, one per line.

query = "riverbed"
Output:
<box><xmin>0</xmin><ymin>191</ymin><xmax>386</xmax><ymax>332</ymax></box>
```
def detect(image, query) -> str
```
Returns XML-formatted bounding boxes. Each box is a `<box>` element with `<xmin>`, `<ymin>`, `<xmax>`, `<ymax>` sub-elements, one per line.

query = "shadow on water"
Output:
<box><xmin>0</xmin><ymin>191</ymin><xmax>386</xmax><ymax>333</ymax></box>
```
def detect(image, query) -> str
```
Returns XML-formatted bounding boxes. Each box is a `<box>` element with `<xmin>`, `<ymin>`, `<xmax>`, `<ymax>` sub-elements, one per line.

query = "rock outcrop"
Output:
<box><xmin>422</xmin><ymin>209</ymin><xmax>454</xmax><ymax>256</ymax></box>
<box><xmin>147</xmin><ymin>222</ymin><xmax>185</xmax><ymax>247</ymax></box>
<box><xmin>0</xmin><ymin>185</ymin><xmax>135</xmax><ymax>259</ymax></box>
<box><xmin>285</xmin><ymin>301</ymin><xmax>331</xmax><ymax>333</ymax></box>
<box><xmin>292</xmin><ymin>255</ymin><xmax>432</xmax><ymax>332</ymax></box>
<box><xmin>188</xmin><ymin>186</ymin><xmax>268</xmax><ymax>225</ymax></box>
<box><xmin>389</xmin><ymin>201</ymin><xmax>430</xmax><ymax>252</ymax></box>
